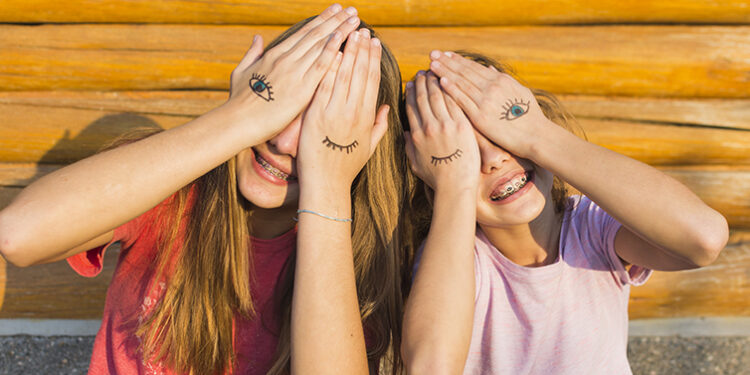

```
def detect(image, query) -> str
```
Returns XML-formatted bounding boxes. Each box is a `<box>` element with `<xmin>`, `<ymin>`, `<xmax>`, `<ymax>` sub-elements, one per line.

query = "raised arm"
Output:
<box><xmin>0</xmin><ymin>4</ymin><xmax>359</xmax><ymax>267</ymax></box>
<box><xmin>428</xmin><ymin>51</ymin><xmax>728</xmax><ymax>271</ymax></box>
<box><xmin>291</xmin><ymin>28</ymin><xmax>389</xmax><ymax>374</ymax></box>
<box><xmin>401</xmin><ymin>71</ymin><xmax>481</xmax><ymax>375</ymax></box>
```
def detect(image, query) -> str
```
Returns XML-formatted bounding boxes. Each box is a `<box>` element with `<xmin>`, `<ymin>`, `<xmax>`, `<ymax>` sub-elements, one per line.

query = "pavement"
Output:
<box><xmin>1</xmin><ymin>335</ymin><xmax>749</xmax><ymax>374</ymax></box>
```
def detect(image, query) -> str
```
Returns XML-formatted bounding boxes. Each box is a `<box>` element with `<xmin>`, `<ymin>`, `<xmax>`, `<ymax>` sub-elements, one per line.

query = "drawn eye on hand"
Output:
<box><xmin>322</xmin><ymin>136</ymin><xmax>359</xmax><ymax>154</ymax></box>
<box><xmin>431</xmin><ymin>149</ymin><xmax>463</xmax><ymax>166</ymax></box>
<box><xmin>500</xmin><ymin>98</ymin><xmax>529</xmax><ymax>121</ymax></box>
<box><xmin>249</xmin><ymin>73</ymin><xmax>274</xmax><ymax>102</ymax></box>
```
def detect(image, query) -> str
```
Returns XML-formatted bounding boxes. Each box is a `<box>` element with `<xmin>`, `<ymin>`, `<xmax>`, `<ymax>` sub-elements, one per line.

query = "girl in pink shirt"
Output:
<box><xmin>0</xmin><ymin>5</ymin><xmax>415</xmax><ymax>375</ymax></box>
<box><xmin>401</xmin><ymin>52</ymin><xmax>728</xmax><ymax>374</ymax></box>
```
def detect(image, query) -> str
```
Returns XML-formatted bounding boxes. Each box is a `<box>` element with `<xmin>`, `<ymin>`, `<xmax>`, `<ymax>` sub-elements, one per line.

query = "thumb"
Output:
<box><xmin>237</xmin><ymin>35</ymin><xmax>264</xmax><ymax>71</ymax></box>
<box><xmin>368</xmin><ymin>104</ymin><xmax>391</xmax><ymax>157</ymax></box>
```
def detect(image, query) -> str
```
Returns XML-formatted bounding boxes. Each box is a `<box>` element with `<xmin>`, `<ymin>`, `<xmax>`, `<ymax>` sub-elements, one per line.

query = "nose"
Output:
<box><xmin>268</xmin><ymin>114</ymin><xmax>302</xmax><ymax>157</ymax></box>
<box><xmin>476</xmin><ymin>132</ymin><xmax>512</xmax><ymax>174</ymax></box>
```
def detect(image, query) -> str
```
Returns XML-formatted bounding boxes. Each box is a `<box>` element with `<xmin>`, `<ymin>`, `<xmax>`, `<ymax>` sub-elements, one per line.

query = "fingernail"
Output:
<box><xmin>430</xmin><ymin>61</ymin><xmax>441</xmax><ymax>70</ymax></box>
<box><xmin>336</xmin><ymin>51</ymin><xmax>343</xmax><ymax>61</ymax></box>
<box><xmin>440</xmin><ymin>76</ymin><xmax>449</xmax><ymax>85</ymax></box>
<box><xmin>360</xmin><ymin>29</ymin><xmax>370</xmax><ymax>39</ymax></box>
<box><xmin>445</xmin><ymin>51</ymin><xmax>454</xmax><ymax>57</ymax></box>
<box><xmin>351</xmin><ymin>30</ymin><xmax>360</xmax><ymax>41</ymax></box>
<box><xmin>329</xmin><ymin>3</ymin><xmax>342</xmax><ymax>12</ymax></box>
<box><xmin>406</xmin><ymin>81</ymin><xmax>414</xmax><ymax>88</ymax></box>
<box><xmin>253</xmin><ymin>34</ymin><xmax>259</xmax><ymax>43</ymax></box>
<box><xmin>416</xmin><ymin>70</ymin><xmax>425</xmax><ymax>76</ymax></box>
<box><xmin>345</xmin><ymin>6</ymin><xmax>357</xmax><ymax>15</ymax></box>
<box><xmin>330</xmin><ymin>30</ymin><xmax>341</xmax><ymax>41</ymax></box>
<box><xmin>430</xmin><ymin>50</ymin><xmax>441</xmax><ymax>60</ymax></box>
<box><xmin>347</xmin><ymin>15</ymin><xmax>359</xmax><ymax>24</ymax></box>
<box><xmin>371</xmin><ymin>38</ymin><xmax>381</xmax><ymax>47</ymax></box>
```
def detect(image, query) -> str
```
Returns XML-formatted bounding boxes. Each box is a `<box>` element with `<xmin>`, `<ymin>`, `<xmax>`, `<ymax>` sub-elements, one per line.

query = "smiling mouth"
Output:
<box><xmin>255</xmin><ymin>153</ymin><xmax>295</xmax><ymax>181</ymax></box>
<box><xmin>490</xmin><ymin>171</ymin><xmax>531</xmax><ymax>201</ymax></box>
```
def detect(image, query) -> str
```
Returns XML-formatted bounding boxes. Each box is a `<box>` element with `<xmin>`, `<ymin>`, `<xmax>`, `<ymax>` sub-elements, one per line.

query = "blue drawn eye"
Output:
<box><xmin>500</xmin><ymin>98</ymin><xmax>529</xmax><ymax>121</ymax></box>
<box><xmin>249</xmin><ymin>73</ymin><xmax>274</xmax><ymax>102</ymax></box>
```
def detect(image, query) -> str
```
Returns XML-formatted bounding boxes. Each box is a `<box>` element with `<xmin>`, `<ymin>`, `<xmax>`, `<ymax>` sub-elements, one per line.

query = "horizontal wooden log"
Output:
<box><xmin>2</xmin><ymin>91</ymin><xmax>750</xmax><ymax>165</ymax></box>
<box><xmin>1</xmin><ymin>0</ymin><xmax>749</xmax><ymax>26</ymax></box>
<box><xmin>1</xmin><ymin>25</ymin><xmax>749</xmax><ymax>97</ymax></box>
<box><xmin>0</xmin><ymin>228</ymin><xmax>747</xmax><ymax>319</ymax></box>
<box><xmin>630</xmin><ymin>231</ymin><xmax>750</xmax><ymax>319</ymax></box>
<box><xmin>0</xmin><ymin>245</ymin><xmax>118</xmax><ymax>319</ymax></box>
<box><xmin>3</xmin><ymin>91</ymin><xmax>748</xmax><ymax>130</ymax></box>
<box><xmin>2</xmin><ymin>164</ymin><xmax>750</xmax><ymax>229</ymax></box>
<box><xmin>559</xmin><ymin>95</ymin><xmax>750</xmax><ymax>131</ymax></box>
<box><xmin>578</xmin><ymin>119</ymin><xmax>750</xmax><ymax>166</ymax></box>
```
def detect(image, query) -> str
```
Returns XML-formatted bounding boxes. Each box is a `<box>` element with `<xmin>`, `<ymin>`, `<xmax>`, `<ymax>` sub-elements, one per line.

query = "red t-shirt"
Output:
<box><xmin>67</xmin><ymin>201</ymin><xmax>298</xmax><ymax>375</ymax></box>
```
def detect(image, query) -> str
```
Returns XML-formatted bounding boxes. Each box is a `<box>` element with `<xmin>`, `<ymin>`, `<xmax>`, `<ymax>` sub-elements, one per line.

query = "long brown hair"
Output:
<box><xmin>115</xmin><ymin>18</ymin><xmax>416</xmax><ymax>375</ymax></box>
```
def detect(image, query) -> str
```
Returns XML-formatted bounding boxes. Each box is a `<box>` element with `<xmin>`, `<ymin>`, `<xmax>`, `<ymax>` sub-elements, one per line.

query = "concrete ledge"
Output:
<box><xmin>629</xmin><ymin>317</ymin><xmax>750</xmax><ymax>337</ymax></box>
<box><xmin>0</xmin><ymin>319</ymin><xmax>100</xmax><ymax>336</ymax></box>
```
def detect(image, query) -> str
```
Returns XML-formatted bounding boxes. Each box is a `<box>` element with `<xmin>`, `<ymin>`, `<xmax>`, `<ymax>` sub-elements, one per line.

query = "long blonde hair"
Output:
<box><xmin>113</xmin><ymin>19</ymin><xmax>416</xmax><ymax>375</ymax></box>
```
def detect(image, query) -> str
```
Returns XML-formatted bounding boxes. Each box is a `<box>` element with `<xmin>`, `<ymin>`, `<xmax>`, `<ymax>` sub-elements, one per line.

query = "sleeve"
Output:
<box><xmin>65</xmin><ymin>196</ymin><xmax>171</xmax><ymax>277</ymax></box>
<box><xmin>580</xmin><ymin>196</ymin><xmax>652</xmax><ymax>286</ymax></box>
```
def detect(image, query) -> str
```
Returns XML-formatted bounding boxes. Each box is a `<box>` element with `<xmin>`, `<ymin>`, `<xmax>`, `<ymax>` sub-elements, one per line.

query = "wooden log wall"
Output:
<box><xmin>0</xmin><ymin>1</ymin><xmax>749</xmax><ymax>320</ymax></box>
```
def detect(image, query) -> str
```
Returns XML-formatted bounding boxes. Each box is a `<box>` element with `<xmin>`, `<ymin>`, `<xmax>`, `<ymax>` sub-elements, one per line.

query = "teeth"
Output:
<box><xmin>256</xmin><ymin>154</ymin><xmax>293</xmax><ymax>181</ymax></box>
<box><xmin>491</xmin><ymin>173</ymin><xmax>528</xmax><ymax>201</ymax></box>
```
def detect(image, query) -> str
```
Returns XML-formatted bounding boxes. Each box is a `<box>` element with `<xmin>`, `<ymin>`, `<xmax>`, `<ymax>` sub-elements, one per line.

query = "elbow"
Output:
<box><xmin>0</xmin><ymin>212</ymin><xmax>34</xmax><ymax>268</ymax></box>
<box><xmin>687</xmin><ymin>213</ymin><xmax>729</xmax><ymax>268</ymax></box>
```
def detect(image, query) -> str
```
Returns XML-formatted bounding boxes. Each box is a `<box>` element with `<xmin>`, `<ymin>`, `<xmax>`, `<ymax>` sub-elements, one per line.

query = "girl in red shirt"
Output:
<box><xmin>0</xmin><ymin>4</ymin><xmax>415</xmax><ymax>375</ymax></box>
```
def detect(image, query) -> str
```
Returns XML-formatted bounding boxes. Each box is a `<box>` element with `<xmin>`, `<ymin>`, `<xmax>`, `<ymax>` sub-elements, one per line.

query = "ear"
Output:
<box><xmin>237</xmin><ymin>35</ymin><xmax>265</xmax><ymax>71</ymax></box>
<box><xmin>368</xmin><ymin>104</ymin><xmax>390</xmax><ymax>157</ymax></box>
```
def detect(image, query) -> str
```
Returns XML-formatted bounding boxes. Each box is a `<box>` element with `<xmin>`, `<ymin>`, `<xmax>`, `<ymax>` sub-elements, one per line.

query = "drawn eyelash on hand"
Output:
<box><xmin>322</xmin><ymin>136</ymin><xmax>359</xmax><ymax>154</ymax></box>
<box><xmin>431</xmin><ymin>149</ymin><xmax>463</xmax><ymax>166</ymax></box>
<box><xmin>249</xmin><ymin>73</ymin><xmax>274</xmax><ymax>102</ymax></box>
<box><xmin>500</xmin><ymin>98</ymin><xmax>529</xmax><ymax>121</ymax></box>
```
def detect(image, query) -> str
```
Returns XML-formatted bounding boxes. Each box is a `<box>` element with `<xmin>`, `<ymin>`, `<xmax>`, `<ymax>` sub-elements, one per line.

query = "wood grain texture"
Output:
<box><xmin>560</xmin><ymin>95</ymin><xmax>750</xmax><ymax>131</ymax></box>
<box><xmin>3</xmin><ymin>92</ymin><xmax>750</xmax><ymax>165</ymax></box>
<box><xmin>0</xmin><ymin>247</ymin><xmax>118</xmax><ymax>319</ymax></box>
<box><xmin>2</xmin><ymin>165</ymin><xmax>750</xmax><ymax>229</ymax></box>
<box><xmin>0</xmin><ymin>228</ymin><xmax>746</xmax><ymax>319</ymax></box>
<box><xmin>630</xmin><ymin>231</ymin><xmax>750</xmax><ymax>319</ymax></box>
<box><xmin>1</xmin><ymin>25</ymin><xmax>749</xmax><ymax>97</ymax></box>
<box><xmin>1</xmin><ymin>0</ymin><xmax>749</xmax><ymax>25</ymax></box>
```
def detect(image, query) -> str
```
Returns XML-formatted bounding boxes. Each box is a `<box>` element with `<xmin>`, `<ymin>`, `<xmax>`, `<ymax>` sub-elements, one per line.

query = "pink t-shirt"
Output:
<box><xmin>67</xmin><ymin>198</ymin><xmax>297</xmax><ymax>375</ymax></box>
<box><xmin>463</xmin><ymin>196</ymin><xmax>651</xmax><ymax>374</ymax></box>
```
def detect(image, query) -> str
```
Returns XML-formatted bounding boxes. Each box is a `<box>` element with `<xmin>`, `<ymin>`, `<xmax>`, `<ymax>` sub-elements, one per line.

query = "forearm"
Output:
<box><xmin>291</xmin><ymin>187</ymin><xmax>368</xmax><ymax>375</ymax></box>
<box><xmin>402</xmin><ymin>188</ymin><xmax>476</xmax><ymax>375</ymax></box>
<box><xmin>0</xmin><ymin>104</ymin><xmax>257</xmax><ymax>266</ymax></box>
<box><xmin>532</xmin><ymin>120</ymin><xmax>728</xmax><ymax>265</ymax></box>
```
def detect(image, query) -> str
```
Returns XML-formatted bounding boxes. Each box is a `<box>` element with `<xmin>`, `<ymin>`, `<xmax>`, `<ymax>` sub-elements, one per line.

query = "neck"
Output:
<box><xmin>480</xmin><ymin>200</ymin><xmax>563</xmax><ymax>267</ymax></box>
<box><xmin>248</xmin><ymin>203</ymin><xmax>297</xmax><ymax>239</ymax></box>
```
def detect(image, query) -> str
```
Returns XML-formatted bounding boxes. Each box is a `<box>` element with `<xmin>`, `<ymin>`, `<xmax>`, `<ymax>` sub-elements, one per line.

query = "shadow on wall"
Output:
<box><xmin>0</xmin><ymin>113</ymin><xmax>162</xmax><ymax>319</ymax></box>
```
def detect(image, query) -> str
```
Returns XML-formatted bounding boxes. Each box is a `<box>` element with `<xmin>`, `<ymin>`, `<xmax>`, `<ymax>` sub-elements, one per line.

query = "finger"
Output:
<box><xmin>273</xmin><ymin>3</ymin><xmax>346</xmax><ymax>52</ymax></box>
<box><xmin>289</xmin><ymin>6</ymin><xmax>359</xmax><ymax>60</ymax></box>
<box><xmin>311</xmin><ymin>51</ymin><xmax>343</xmax><ymax>109</ymax></box>
<box><xmin>431</xmin><ymin>50</ymin><xmax>495</xmax><ymax>82</ymax></box>
<box><xmin>425</xmin><ymin>72</ymin><xmax>451</xmax><ymax>122</ymax></box>
<box><xmin>348</xmin><ymin>29</ymin><xmax>373</xmax><ymax>106</ymax></box>
<box><xmin>328</xmin><ymin>30</ymin><xmax>360</xmax><ymax>107</ymax></box>
<box><xmin>443</xmin><ymin>89</ymin><xmax>468</xmax><ymax>124</ymax></box>
<box><xmin>439</xmin><ymin>75</ymin><xmax>481</xmax><ymax>122</ymax></box>
<box><xmin>360</xmin><ymin>36</ymin><xmax>382</xmax><ymax>116</ymax></box>
<box><xmin>301</xmin><ymin>26</ymin><xmax>346</xmax><ymax>86</ymax></box>
<box><xmin>428</xmin><ymin>54</ymin><xmax>483</xmax><ymax>104</ymax></box>
<box><xmin>368</xmin><ymin>104</ymin><xmax>390</xmax><ymax>158</ymax></box>
<box><xmin>414</xmin><ymin>71</ymin><xmax>438</xmax><ymax>127</ymax></box>
<box><xmin>236</xmin><ymin>34</ymin><xmax>264</xmax><ymax>72</ymax></box>
<box><xmin>404</xmin><ymin>81</ymin><xmax>423</xmax><ymax>134</ymax></box>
